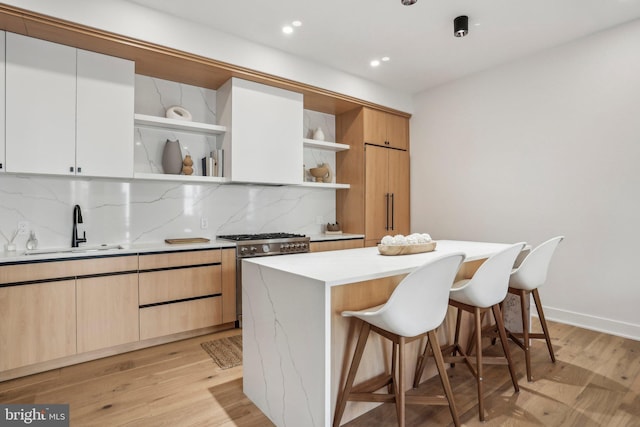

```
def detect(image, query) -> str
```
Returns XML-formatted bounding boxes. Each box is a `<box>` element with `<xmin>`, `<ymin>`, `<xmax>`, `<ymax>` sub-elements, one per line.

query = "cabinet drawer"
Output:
<box><xmin>139</xmin><ymin>297</ymin><xmax>222</xmax><ymax>340</ymax></box>
<box><xmin>139</xmin><ymin>265</ymin><xmax>221</xmax><ymax>305</ymax></box>
<box><xmin>138</xmin><ymin>249</ymin><xmax>221</xmax><ymax>270</ymax></box>
<box><xmin>310</xmin><ymin>239</ymin><xmax>364</xmax><ymax>252</ymax></box>
<box><xmin>0</xmin><ymin>255</ymin><xmax>138</xmax><ymax>284</ymax></box>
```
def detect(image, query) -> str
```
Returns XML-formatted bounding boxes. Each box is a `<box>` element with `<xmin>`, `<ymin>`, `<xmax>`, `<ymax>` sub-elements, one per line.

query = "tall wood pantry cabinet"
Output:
<box><xmin>336</xmin><ymin>107</ymin><xmax>410</xmax><ymax>247</ymax></box>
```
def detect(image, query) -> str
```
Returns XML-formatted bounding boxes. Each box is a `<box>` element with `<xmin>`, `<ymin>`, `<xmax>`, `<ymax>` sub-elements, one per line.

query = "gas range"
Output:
<box><xmin>217</xmin><ymin>232</ymin><xmax>310</xmax><ymax>258</ymax></box>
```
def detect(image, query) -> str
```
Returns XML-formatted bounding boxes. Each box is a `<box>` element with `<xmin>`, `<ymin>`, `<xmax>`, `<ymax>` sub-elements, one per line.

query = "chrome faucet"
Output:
<box><xmin>72</xmin><ymin>204</ymin><xmax>87</xmax><ymax>247</ymax></box>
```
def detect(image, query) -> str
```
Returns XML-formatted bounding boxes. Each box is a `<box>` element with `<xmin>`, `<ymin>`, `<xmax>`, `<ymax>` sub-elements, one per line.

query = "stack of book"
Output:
<box><xmin>201</xmin><ymin>149</ymin><xmax>224</xmax><ymax>177</ymax></box>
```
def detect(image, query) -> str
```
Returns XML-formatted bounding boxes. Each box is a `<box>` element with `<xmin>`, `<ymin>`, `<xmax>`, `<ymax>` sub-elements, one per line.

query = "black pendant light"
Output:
<box><xmin>454</xmin><ymin>15</ymin><xmax>469</xmax><ymax>37</ymax></box>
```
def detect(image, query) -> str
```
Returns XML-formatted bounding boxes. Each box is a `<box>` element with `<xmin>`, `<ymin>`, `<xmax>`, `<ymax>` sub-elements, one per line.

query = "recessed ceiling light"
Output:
<box><xmin>292</xmin><ymin>20</ymin><xmax>302</xmax><ymax>27</ymax></box>
<box><xmin>282</xmin><ymin>25</ymin><xmax>293</xmax><ymax>34</ymax></box>
<box><xmin>370</xmin><ymin>60</ymin><xmax>380</xmax><ymax>67</ymax></box>
<box><xmin>381</xmin><ymin>56</ymin><xmax>390</xmax><ymax>62</ymax></box>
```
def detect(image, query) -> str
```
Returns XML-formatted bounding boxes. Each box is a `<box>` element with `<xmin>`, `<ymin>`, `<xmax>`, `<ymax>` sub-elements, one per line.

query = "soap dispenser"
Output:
<box><xmin>26</xmin><ymin>231</ymin><xmax>38</xmax><ymax>251</ymax></box>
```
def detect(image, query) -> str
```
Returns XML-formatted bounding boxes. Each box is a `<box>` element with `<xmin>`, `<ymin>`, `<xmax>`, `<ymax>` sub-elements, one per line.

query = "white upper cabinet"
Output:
<box><xmin>77</xmin><ymin>49</ymin><xmax>134</xmax><ymax>178</ymax></box>
<box><xmin>217</xmin><ymin>78</ymin><xmax>303</xmax><ymax>185</ymax></box>
<box><xmin>5</xmin><ymin>33</ymin><xmax>77</xmax><ymax>176</ymax></box>
<box><xmin>0</xmin><ymin>31</ymin><xmax>5</xmax><ymax>174</ymax></box>
<box><xmin>5</xmin><ymin>33</ymin><xmax>134</xmax><ymax>178</ymax></box>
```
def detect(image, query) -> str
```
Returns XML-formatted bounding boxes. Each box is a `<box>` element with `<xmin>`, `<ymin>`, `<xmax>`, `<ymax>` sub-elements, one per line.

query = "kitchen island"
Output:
<box><xmin>241</xmin><ymin>240</ymin><xmax>514</xmax><ymax>427</ymax></box>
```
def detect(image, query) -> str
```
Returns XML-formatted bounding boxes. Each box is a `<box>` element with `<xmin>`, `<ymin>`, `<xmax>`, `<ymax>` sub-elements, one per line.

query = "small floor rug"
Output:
<box><xmin>201</xmin><ymin>335</ymin><xmax>243</xmax><ymax>369</ymax></box>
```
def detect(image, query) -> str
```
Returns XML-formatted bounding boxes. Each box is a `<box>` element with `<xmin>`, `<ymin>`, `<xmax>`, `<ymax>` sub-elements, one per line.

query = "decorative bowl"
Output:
<box><xmin>309</xmin><ymin>166</ymin><xmax>329</xmax><ymax>182</ymax></box>
<box><xmin>378</xmin><ymin>241</ymin><xmax>437</xmax><ymax>256</ymax></box>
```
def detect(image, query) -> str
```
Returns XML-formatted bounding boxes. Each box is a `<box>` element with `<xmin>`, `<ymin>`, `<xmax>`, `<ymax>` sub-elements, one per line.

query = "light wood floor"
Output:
<box><xmin>0</xmin><ymin>321</ymin><xmax>638</xmax><ymax>426</ymax></box>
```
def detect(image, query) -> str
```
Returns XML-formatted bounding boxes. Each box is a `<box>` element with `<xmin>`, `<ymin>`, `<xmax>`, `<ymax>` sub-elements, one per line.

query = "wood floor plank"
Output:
<box><xmin>0</xmin><ymin>321</ymin><xmax>638</xmax><ymax>426</ymax></box>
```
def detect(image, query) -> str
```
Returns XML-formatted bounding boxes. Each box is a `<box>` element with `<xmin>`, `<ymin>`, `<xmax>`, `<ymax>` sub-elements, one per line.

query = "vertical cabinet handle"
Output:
<box><xmin>77</xmin><ymin>167</ymin><xmax>82</xmax><ymax>173</ymax></box>
<box><xmin>385</xmin><ymin>193</ymin><xmax>390</xmax><ymax>230</ymax></box>
<box><xmin>69</xmin><ymin>166</ymin><xmax>74</xmax><ymax>173</ymax></box>
<box><xmin>390</xmin><ymin>193</ymin><xmax>395</xmax><ymax>230</ymax></box>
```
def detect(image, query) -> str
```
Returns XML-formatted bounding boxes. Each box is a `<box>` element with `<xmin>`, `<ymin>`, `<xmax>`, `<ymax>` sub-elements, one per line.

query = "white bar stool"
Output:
<box><xmin>333</xmin><ymin>253</ymin><xmax>465</xmax><ymax>427</ymax></box>
<box><xmin>507</xmin><ymin>235</ymin><xmax>564</xmax><ymax>382</ymax></box>
<box><xmin>415</xmin><ymin>242</ymin><xmax>525</xmax><ymax>422</ymax></box>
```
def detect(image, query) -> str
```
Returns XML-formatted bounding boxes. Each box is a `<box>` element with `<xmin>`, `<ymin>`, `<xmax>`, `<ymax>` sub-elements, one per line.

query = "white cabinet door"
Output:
<box><xmin>0</xmin><ymin>31</ymin><xmax>5</xmax><ymax>174</ymax></box>
<box><xmin>5</xmin><ymin>33</ymin><xmax>77</xmax><ymax>176</ymax></box>
<box><xmin>77</xmin><ymin>49</ymin><xmax>134</xmax><ymax>178</ymax></box>
<box><xmin>218</xmin><ymin>78</ymin><xmax>303</xmax><ymax>185</ymax></box>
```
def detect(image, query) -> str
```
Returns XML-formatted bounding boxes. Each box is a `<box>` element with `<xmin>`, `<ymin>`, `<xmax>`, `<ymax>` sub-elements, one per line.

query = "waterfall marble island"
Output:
<box><xmin>241</xmin><ymin>240</ymin><xmax>518</xmax><ymax>427</ymax></box>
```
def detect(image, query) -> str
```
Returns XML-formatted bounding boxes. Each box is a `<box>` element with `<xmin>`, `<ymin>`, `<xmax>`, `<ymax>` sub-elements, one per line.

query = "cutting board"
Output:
<box><xmin>165</xmin><ymin>237</ymin><xmax>211</xmax><ymax>244</ymax></box>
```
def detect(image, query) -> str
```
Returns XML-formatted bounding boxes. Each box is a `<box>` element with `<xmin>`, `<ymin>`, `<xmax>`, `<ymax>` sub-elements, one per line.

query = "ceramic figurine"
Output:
<box><xmin>313</xmin><ymin>127</ymin><xmax>325</xmax><ymax>141</ymax></box>
<box><xmin>182</xmin><ymin>154</ymin><xmax>194</xmax><ymax>175</ymax></box>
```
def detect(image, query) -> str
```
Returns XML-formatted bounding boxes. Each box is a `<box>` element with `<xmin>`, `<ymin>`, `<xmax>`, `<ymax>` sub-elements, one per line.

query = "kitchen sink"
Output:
<box><xmin>24</xmin><ymin>244</ymin><xmax>125</xmax><ymax>256</ymax></box>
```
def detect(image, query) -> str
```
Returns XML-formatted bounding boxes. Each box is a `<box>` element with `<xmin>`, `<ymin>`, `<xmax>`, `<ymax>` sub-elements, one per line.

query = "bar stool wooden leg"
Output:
<box><xmin>396</xmin><ymin>337</ymin><xmax>406</xmax><ymax>427</ymax></box>
<box><xmin>533</xmin><ymin>288</ymin><xmax>556</xmax><ymax>363</ymax></box>
<box><xmin>413</xmin><ymin>339</ymin><xmax>427</xmax><ymax>388</ymax></box>
<box><xmin>389</xmin><ymin>340</ymin><xmax>398</xmax><ymax>394</ymax></box>
<box><xmin>450</xmin><ymin>308</ymin><xmax>463</xmax><ymax>367</ymax></box>
<box><xmin>428</xmin><ymin>330</ymin><xmax>461</xmax><ymax>427</ymax></box>
<box><xmin>333</xmin><ymin>321</ymin><xmax>370</xmax><ymax>427</ymax></box>
<box><xmin>519</xmin><ymin>289</ymin><xmax>532</xmax><ymax>382</ymax></box>
<box><xmin>492</xmin><ymin>304</ymin><xmax>519</xmax><ymax>392</ymax></box>
<box><xmin>473</xmin><ymin>307</ymin><xmax>485</xmax><ymax>421</ymax></box>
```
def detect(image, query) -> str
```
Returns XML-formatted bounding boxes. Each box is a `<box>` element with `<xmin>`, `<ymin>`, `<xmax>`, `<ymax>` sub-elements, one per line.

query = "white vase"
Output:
<box><xmin>313</xmin><ymin>127</ymin><xmax>325</xmax><ymax>141</ymax></box>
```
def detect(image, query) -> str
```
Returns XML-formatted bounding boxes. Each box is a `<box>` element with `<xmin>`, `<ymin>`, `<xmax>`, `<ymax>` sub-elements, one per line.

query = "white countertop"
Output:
<box><xmin>0</xmin><ymin>239</ymin><xmax>236</xmax><ymax>264</ymax></box>
<box><xmin>243</xmin><ymin>240</ymin><xmax>513</xmax><ymax>286</ymax></box>
<box><xmin>0</xmin><ymin>233</ymin><xmax>365</xmax><ymax>264</ymax></box>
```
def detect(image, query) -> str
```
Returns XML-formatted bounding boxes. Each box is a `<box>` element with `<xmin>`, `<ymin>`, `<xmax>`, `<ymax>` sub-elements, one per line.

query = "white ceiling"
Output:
<box><xmin>128</xmin><ymin>0</ymin><xmax>640</xmax><ymax>94</ymax></box>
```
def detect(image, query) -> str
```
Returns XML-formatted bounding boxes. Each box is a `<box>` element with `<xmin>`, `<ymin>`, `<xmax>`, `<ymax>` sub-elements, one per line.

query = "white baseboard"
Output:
<box><xmin>538</xmin><ymin>306</ymin><xmax>640</xmax><ymax>341</ymax></box>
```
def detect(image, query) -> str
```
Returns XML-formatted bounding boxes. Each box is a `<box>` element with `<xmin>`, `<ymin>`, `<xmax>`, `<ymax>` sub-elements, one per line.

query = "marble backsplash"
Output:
<box><xmin>0</xmin><ymin>76</ymin><xmax>338</xmax><ymax>251</ymax></box>
<box><xmin>0</xmin><ymin>176</ymin><xmax>336</xmax><ymax>250</ymax></box>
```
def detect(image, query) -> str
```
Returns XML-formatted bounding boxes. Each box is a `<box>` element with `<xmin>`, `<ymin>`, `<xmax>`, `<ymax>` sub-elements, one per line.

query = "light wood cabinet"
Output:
<box><xmin>309</xmin><ymin>239</ymin><xmax>364</xmax><ymax>252</ymax></box>
<box><xmin>138</xmin><ymin>249</ymin><xmax>229</xmax><ymax>339</ymax></box>
<box><xmin>5</xmin><ymin>32</ymin><xmax>134</xmax><ymax>178</ymax></box>
<box><xmin>365</xmin><ymin>145</ymin><xmax>410</xmax><ymax>246</ymax></box>
<box><xmin>0</xmin><ymin>255</ymin><xmax>137</xmax><ymax>372</ymax></box>
<box><xmin>138</xmin><ymin>249</ymin><xmax>220</xmax><ymax>270</ymax></box>
<box><xmin>77</xmin><ymin>273</ymin><xmax>139</xmax><ymax>353</ymax></box>
<box><xmin>336</xmin><ymin>107</ymin><xmax>411</xmax><ymax>245</ymax></box>
<box><xmin>0</xmin><ymin>250</ymin><xmax>236</xmax><ymax>380</ymax></box>
<box><xmin>362</xmin><ymin>107</ymin><xmax>409</xmax><ymax>150</ymax></box>
<box><xmin>0</xmin><ymin>281</ymin><xmax>76</xmax><ymax>371</ymax></box>
<box><xmin>221</xmin><ymin>248</ymin><xmax>237</xmax><ymax>324</ymax></box>
<box><xmin>139</xmin><ymin>297</ymin><xmax>222</xmax><ymax>340</ymax></box>
<box><xmin>139</xmin><ymin>265</ymin><xmax>221</xmax><ymax>305</ymax></box>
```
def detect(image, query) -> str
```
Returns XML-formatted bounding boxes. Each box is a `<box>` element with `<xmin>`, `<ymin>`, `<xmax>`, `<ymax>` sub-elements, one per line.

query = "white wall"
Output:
<box><xmin>411</xmin><ymin>19</ymin><xmax>640</xmax><ymax>339</ymax></box>
<box><xmin>3</xmin><ymin>0</ymin><xmax>413</xmax><ymax>113</ymax></box>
